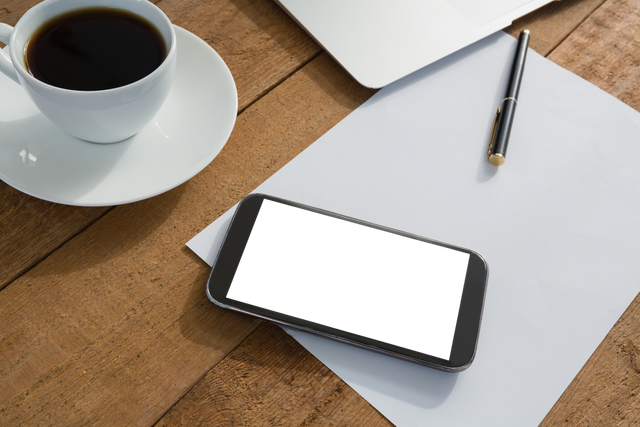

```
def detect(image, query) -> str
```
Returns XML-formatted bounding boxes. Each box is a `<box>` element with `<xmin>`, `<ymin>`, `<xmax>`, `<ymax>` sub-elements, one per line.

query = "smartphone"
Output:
<box><xmin>207</xmin><ymin>194</ymin><xmax>489</xmax><ymax>372</ymax></box>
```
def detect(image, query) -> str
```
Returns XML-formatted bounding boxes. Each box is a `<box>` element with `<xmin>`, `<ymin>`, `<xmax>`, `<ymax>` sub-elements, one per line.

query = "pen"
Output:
<box><xmin>487</xmin><ymin>29</ymin><xmax>530</xmax><ymax>166</ymax></box>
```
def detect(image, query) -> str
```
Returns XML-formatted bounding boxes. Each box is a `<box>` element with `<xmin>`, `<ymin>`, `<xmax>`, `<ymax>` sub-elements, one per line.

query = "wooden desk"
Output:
<box><xmin>1</xmin><ymin>0</ymin><xmax>639</xmax><ymax>425</ymax></box>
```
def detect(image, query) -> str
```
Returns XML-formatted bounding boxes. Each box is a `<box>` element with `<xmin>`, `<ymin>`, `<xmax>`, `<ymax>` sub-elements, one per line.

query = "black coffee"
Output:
<box><xmin>26</xmin><ymin>8</ymin><xmax>167</xmax><ymax>91</ymax></box>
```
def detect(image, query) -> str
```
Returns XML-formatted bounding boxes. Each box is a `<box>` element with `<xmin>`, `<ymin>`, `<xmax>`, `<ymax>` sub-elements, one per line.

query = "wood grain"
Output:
<box><xmin>0</xmin><ymin>0</ymin><xmax>36</xmax><ymax>26</ymax></box>
<box><xmin>0</xmin><ymin>0</ymin><xmax>320</xmax><ymax>291</ymax></box>
<box><xmin>158</xmin><ymin>0</ymin><xmax>321</xmax><ymax>112</ymax></box>
<box><xmin>505</xmin><ymin>0</ymin><xmax>606</xmax><ymax>56</ymax></box>
<box><xmin>156</xmin><ymin>322</ymin><xmax>393</xmax><ymax>427</ymax></box>
<box><xmin>0</xmin><ymin>189</ymin><xmax>261</xmax><ymax>425</ymax></box>
<box><xmin>549</xmin><ymin>0</ymin><xmax>640</xmax><ymax>111</ymax></box>
<box><xmin>0</xmin><ymin>192</ymin><xmax>109</xmax><ymax>289</ymax></box>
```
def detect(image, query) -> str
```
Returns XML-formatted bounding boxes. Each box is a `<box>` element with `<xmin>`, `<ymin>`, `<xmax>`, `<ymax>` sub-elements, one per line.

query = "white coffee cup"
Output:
<box><xmin>0</xmin><ymin>0</ymin><xmax>176</xmax><ymax>143</ymax></box>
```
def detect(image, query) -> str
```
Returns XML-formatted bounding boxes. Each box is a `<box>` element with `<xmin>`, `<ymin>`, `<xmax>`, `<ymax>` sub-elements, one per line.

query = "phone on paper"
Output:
<box><xmin>206</xmin><ymin>194</ymin><xmax>489</xmax><ymax>372</ymax></box>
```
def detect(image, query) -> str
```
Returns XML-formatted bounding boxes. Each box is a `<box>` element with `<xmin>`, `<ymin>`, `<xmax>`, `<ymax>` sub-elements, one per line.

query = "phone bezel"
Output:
<box><xmin>206</xmin><ymin>194</ymin><xmax>489</xmax><ymax>372</ymax></box>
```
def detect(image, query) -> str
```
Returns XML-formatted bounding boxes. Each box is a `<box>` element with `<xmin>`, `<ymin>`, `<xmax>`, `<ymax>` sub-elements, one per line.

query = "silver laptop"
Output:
<box><xmin>276</xmin><ymin>0</ymin><xmax>552</xmax><ymax>88</ymax></box>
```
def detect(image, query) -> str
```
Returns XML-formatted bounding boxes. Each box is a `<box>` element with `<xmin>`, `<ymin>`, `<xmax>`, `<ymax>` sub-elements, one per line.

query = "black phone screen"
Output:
<box><xmin>208</xmin><ymin>194</ymin><xmax>488</xmax><ymax>371</ymax></box>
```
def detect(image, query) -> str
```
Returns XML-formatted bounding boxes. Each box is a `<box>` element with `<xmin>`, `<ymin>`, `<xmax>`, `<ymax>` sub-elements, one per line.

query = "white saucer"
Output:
<box><xmin>0</xmin><ymin>26</ymin><xmax>237</xmax><ymax>206</ymax></box>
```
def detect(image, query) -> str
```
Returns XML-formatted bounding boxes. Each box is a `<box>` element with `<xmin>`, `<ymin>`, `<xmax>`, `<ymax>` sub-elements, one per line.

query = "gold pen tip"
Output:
<box><xmin>489</xmin><ymin>153</ymin><xmax>505</xmax><ymax>166</ymax></box>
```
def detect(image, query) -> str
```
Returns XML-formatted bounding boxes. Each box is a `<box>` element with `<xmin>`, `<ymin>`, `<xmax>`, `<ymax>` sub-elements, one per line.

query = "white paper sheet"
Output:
<box><xmin>188</xmin><ymin>32</ymin><xmax>640</xmax><ymax>425</ymax></box>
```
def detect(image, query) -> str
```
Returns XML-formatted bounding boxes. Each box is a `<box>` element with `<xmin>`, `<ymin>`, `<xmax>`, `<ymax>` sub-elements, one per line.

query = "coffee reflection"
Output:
<box><xmin>25</xmin><ymin>8</ymin><xmax>167</xmax><ymax>91</ymax></box>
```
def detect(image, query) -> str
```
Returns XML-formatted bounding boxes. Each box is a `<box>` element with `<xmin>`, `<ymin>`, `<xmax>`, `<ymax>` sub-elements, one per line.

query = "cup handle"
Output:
<box><xmin>0</xmin><ymin>23</ymin><xmax>20</xmax><ymax>85</ymax></box>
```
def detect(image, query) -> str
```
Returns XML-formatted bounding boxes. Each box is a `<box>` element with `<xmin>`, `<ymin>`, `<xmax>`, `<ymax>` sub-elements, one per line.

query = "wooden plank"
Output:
<box><xmin>0</xmin><ymin>0</ymin><xmax>320</xmax><ymax>291</ymax></box>
<box><xmin>538</xmin><ymin>0</ymin><xmax>640</xmax><ymax>424</ymax></box>
<box><xmin>0</xmin><ymin>191</ymin><xmax>110</xmax><ymax>289</ymax></box>
<box><xmin>0</xmin><ymin>194</ymin><xmax>261</xmax><ymax>425</ymax></box>
<box><xmin>0</xmin><ymin>0</ymin><xmax>37</xmax><ymax>26</ymax></box>
<box><xmin>0</xmin><ymin>48</ymin><xmax>373</xmax><ymax>427</ymax></box>
<box><xmin>505</xmin><ymin>0</ymin><xmax>606</xmax><ymax>56</ymax></box>
<box><xmin>155</xmin><ymin>322</ymin><xmax>393</xmax><ymax>427</ymax></box>
<box><xmin>158</xmin><ymin>0</ymin><xmax>321</xmax><ymax>112</ymax></box>
<box><xmin>548</xmin><ymin>0</ymin><xmax>640</xmax><ymax>111</ymax></box>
